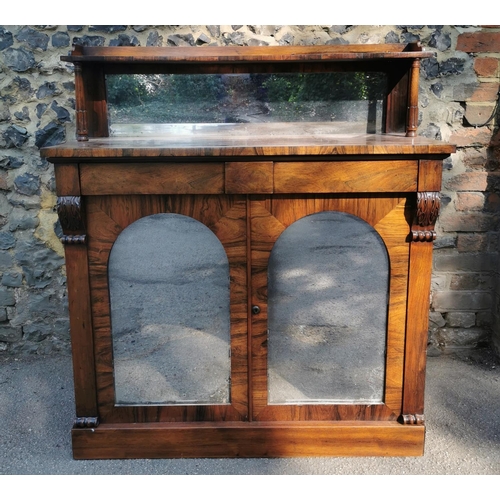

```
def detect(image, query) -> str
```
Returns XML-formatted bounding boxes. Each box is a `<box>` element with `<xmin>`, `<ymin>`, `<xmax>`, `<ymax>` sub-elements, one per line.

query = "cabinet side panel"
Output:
<box><xmin>65</xmin><ymin>245</ymin><xmax>98</xmax><ymax>416</ymax></box>
<box><xmin>54</xmin><ymin>163</ymin><xmax>81</xmax><ymax>196</ymax></box>
<box><xmin>418</xmin><ymin>159</ymin><xmax>444</xmax><ymax>192</ymax></box>
<box><xmin>403</xmin><ymin>242</ymin><xmax>433</xmax><ymax>415</ymax></box>
<box><xmin>55</xmin><ymin>163</ymin><xmax>98</xmax><ymax>417</ymax></box>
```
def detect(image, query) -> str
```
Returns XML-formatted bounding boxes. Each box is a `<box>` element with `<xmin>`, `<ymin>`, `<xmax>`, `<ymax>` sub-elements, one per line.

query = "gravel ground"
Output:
<box><xmin>0</xmin><ymin>348</ymin><xmax>499</xmax><ymax>475</ymax></box>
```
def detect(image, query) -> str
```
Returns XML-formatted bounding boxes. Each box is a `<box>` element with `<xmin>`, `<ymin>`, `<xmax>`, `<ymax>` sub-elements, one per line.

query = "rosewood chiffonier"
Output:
<box><xmin>41</xmin><ymin>43</ymin><xmax>455</xmax><ymax>458</ymax></box>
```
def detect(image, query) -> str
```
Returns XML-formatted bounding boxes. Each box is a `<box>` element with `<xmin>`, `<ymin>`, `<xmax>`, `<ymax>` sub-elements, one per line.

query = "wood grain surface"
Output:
<box><xmin>62</xmin><ymin>43</ymin><xmax>433</xmax><ymax>64</ymax></box>
<box><xmin>86</xmin><ymin>194</ymin><xmax>248</xmax><ymax>423</ymax></box>
<box><xmin>47</xmin><ymin>42</ymin><xmax>456</xmax><ymax>458</ymax></box>
<box><xmin>225</xmin><ymin>161</ymin><xmax>274</xmax><ymax>194</ymax></box>
<box><xmin>80</xmin><ymin>162</ymin><xmax>224</xmax><ymax>195</ymax></box>
<box><xmin>72</xmin><ymin>421</ymin><xmax>425</xmax><ymax>459</ymax></box>
<box><xmin>72</xmin><ymin>422</ymin><xmax>425</xmax><ymax>459</ymax></box>
<box><xmin>250</xmin><ymin>195</ymin><xmax>410</xmax><ymax>421</ymax></box>
<box><xmin>41</xmin><ymin>127</ymin><xmax>456</xmax><ymax>159</ymax></box>
<box><xmin>274</xmin><ymin>160</ymin><xmax>417</xmax><ymax>193</ymax></box>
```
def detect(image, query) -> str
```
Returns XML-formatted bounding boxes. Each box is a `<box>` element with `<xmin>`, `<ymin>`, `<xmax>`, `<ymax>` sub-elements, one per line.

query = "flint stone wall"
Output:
<box><xmin>0</xmin><ymin>25</ymin><xmax>499</xmax><ymax>357</ymax></box>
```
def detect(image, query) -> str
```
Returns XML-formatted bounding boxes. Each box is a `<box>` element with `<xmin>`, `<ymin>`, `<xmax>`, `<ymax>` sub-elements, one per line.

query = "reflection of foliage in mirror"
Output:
<box><xmin>107</xmin><ymin>75</ymin><xmax>151</xmax><ymax>106</ymax></box>
<box><xmin>260</xmin><ymin>73</ymin><xmax>386</xmax><ymax>102</ymax></box>
<box><xmin>106</xmin><ymin>72</ymin><xmax>387</xmax><ymax>125</ymax></box>
<box><xmin>107</xmin><ymin>74</ymin><xmax>229</xmax><ymax>123</ymax></box>
<box><xmin>107</xmin><ymin>74</ymin><xmax>226</xmax><ymax>106</ymax></box>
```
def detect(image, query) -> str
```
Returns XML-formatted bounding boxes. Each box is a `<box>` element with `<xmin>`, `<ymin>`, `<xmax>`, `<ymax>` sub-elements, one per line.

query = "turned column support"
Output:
<box><xmin>74</xmin><ymin>62</ymin><xmax>89</xmax><ymax>142</ymax></box>
<box><xmin>406</xmin><ymin>58</ymin><xmax>421</xmax><ymax>137</ymax></box>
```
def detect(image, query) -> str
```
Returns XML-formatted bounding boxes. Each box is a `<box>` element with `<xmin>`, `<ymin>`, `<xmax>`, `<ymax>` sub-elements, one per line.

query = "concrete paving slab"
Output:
<box><xmin>0</xmin><ymin>348</ymin><xmax>499</xmax><ymax>474</ymax></box>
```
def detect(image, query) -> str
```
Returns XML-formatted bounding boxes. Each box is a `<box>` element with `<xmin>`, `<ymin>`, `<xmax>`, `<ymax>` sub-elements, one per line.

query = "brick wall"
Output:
<box><xmin>430</xmin><ymin>26</ymin><xmax>500</xmax><ymax>356</ymax></box>
<box><xmin>0</xmin><ymin>25</ymin><xmax>499</xmax><ymax>357</ymax></box>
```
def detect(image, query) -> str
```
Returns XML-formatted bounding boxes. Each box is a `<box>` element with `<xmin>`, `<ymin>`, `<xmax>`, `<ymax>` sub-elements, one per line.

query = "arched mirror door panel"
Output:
<box><xmin>86</xmin><ymin>194</ymin><xmax>248</xmax><ymax>423</ymax></box>
<box><xmin>250</xmin><ymin>195</ymin><xmax>411</xmax><ymax>421</ymax></box>
<box><xmin>108</xmin><ymin>213</ymin><xmax>231</xmax><ymax>406</ymax></box>
<box><xmin>267</xmin><ymin>211</ymin><xmax>389</xmax><ymax>405</ymax></box>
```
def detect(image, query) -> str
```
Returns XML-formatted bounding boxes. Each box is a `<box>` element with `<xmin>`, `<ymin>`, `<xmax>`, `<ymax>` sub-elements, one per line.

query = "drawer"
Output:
<box><xmin>80</xmin><ymin>162</ymin><xmax>224</xmax><ymax>195</ymax></box>
<box><xmin>274</xmin><ymin>160</ymin><xmax>418</xmax><ymax>193</ymax></box>
<box><xmin>225</xmin><ymin>161</ymin><xmax>273</xmax><ymax>193</ymax></box>
<box><xmin>80</xmin><ymin>160</ymin><xmax>418</xmax><ymax>196</ymax></box>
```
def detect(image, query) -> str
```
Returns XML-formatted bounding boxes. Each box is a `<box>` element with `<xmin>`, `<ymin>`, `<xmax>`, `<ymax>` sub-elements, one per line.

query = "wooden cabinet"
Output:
<box><xmin>42</xmin><ymin>44</ymin><xmax>455</xmax><ymax>458</ymax></box>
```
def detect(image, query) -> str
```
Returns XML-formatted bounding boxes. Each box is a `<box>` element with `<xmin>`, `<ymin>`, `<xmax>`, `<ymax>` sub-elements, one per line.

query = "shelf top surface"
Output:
<box><xmin>62</xmin><ymin>43</ymin><xmax>434</xmax><ymax>64</ymax></box>
<box><xmin>41</xmin><ymin>123</ymin><xmax>455</xmax><ymax>159</ymax></box>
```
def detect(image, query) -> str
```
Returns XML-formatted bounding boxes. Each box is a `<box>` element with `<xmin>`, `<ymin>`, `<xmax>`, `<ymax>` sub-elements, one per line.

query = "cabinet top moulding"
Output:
<box><xmin>40</xmin><ymin>132</ymin><xmax>456</xmax><ymax>161</ymax></box>
<box><xmin>62</xmin><ymin>42</ymin><xmax>434</xmax><ymax>64</ymax></box>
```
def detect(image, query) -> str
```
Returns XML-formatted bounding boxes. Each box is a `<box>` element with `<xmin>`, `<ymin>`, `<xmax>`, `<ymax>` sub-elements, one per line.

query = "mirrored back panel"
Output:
<box><xmin>106</xmin><ymin>72</ymin><xmax>387</xmax><ymax>135</ymax></box>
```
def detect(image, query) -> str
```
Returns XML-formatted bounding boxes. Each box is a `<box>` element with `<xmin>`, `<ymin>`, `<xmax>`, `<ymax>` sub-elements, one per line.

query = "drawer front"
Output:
<box><xmin>274</xmin><ymin>160</ymin><xmax>418</xmax><ymax>193</ymax></box>
<box><xmin>225</xmin><ymin>161</ymin><xmax>274</xmax><ymax>194</ymax></box>
<box><xmin>80</xmin><ymin>162</ymin><xmax>224</xmax><ymax>195</ymax></box>
<box><xmin>80</xmin><ymin>160</ymin><xmax>418</xmax><ymax>196</ymax></box>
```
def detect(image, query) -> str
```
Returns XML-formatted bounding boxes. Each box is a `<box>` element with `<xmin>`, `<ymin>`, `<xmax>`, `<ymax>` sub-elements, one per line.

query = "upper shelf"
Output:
<box><xmin>62</xmin><ymin>43</ymin><xmax>434</xmax><ymax>65</ymax></box>
<box><xmin>56</xmin><ymin>43</ymin><xmax>440</xmax><ymax>142</ymax></box>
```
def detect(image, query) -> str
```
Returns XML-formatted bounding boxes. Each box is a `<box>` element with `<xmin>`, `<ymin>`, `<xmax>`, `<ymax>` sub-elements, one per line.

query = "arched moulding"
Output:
<box><xmin>107</xmin><ymin>213</ymin><xmax>231</xmax><ymax>406</ymax></box>
<box><xmin>267</xmin><ymin>210</ymin><xmax>390</xmax><ymax>405</ymax></box>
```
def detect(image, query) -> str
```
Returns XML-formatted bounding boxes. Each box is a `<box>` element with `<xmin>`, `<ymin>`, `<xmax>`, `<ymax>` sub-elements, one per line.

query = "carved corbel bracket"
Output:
<box><xmin>417</xmin><ymin>192</ymin><xmax>440</xmax><ymax>226</ymax></box>
<box><xmin>57</xmin><ymin>196</ymin><xmax>87</xmax><ymax>245</ymax></box>
<box><xmin>401</xmin><ymin>414</ymin><xmax>425</xmax><ymax>425</ymax></box>
<box><xmin>73</xmin><ymin>416</ymin><xmax>99</xmax><ymax>428</ymax></box>
<box><xmin>411</xmin><ymin>192</ymin><xmax>440</xmax><ymax>242</ymax></box>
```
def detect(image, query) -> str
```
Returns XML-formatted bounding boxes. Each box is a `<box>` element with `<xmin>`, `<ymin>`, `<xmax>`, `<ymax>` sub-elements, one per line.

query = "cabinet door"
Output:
<box><xmin>250</xmin><ymin>195</ymin><xmax>410</xmax><ymax>421</ymax></box>
<box><xmin>86</xmin><ymin>194</ymin><xmax>248</xmax><ymax>423</ymax></box>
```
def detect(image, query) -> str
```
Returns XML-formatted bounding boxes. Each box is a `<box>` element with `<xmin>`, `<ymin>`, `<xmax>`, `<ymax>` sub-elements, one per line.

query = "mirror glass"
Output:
<box><xmin>109</xmin><ymin>213</ymin><xmax>231</xmax><ymax>406</ymax></box>
<box><xmin>267</xmin><ymin>211</ymin><xmax>388</xmax><ymax>405</ymax></box>
<box><xmin>106</xmin><ymin>72</ymin><xmax>387</xmax><ymax>135</ymax></box>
